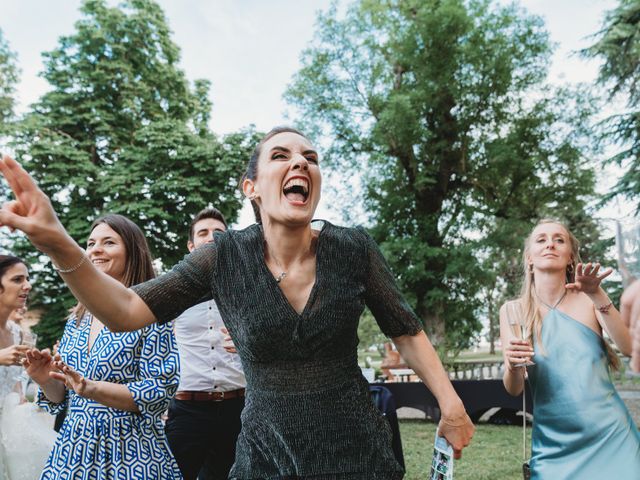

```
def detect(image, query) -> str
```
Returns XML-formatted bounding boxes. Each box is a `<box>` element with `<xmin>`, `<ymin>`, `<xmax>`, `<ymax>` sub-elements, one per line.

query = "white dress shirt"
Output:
<box><xmin>174</xmin><ymin>300</ymin><xmax>245</xmax><ymax>392</ymax></box>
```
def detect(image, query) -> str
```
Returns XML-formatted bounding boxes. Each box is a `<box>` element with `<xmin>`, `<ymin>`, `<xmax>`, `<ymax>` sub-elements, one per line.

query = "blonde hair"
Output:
<box><xmin>517</xmin><ymin>219</ymin><xmax>620</xmax><ymax>371</ymax></box>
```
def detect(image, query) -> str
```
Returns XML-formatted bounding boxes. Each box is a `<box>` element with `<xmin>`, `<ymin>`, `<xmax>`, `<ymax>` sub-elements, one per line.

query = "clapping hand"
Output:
<box><xmin>50</xmin><ymin>359</ymin><xmax>92</xmax><ymax>397</ymax></box>
<box><xmin>23</xmin><ymin>348</ymin><xmax>57</xmax><ymax>385</ymax></box>
<box><xmin>565</xmin><ymin>262</ymin><xmax>613</xmax><ymax>294</ymax></box>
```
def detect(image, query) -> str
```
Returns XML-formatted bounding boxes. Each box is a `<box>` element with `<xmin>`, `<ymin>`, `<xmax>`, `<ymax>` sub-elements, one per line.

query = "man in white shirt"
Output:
<box><xmin>165</xmin><ymin>207</ymin><xmax>246</xmax><ymax>480</ymax></box>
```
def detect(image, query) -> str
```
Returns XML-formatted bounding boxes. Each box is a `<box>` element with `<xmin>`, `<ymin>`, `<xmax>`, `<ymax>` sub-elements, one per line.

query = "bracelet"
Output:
<box><xmin>440</xmin><ymin>412</ymin><xmax>468</xmax><ymax>427</ymax></box>
<box><xmin>52</xmin><ymin>254</ymin><xmax>88</xmax><ymax>274</ymax></box>
<box><xmin>597</xmin><ymin>301</ymin><xmax>613</xmax><ymax>314</ymax></box>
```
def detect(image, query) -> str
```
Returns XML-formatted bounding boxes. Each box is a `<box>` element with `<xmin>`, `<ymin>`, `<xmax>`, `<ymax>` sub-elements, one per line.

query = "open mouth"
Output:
<box><xmin>92</xmin><ymin>259</ymin><xmax>110</xmax><ymax>266</ymax></box>
<box><xmin>283</xmin><ymin>177</ymin><xmax>309</xmax><ymax>204</ymax></box>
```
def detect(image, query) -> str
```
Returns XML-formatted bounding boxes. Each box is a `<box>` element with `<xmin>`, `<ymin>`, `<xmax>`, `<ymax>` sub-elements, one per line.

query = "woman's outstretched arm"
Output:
<box><xmin>0</xmin><ymin>155</ymin><xmax>154</xmax><ymax>331</ymax></box>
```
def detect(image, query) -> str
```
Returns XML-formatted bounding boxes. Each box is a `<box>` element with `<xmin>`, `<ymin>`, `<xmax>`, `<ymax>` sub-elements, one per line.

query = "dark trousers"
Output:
<box><xmin>165</xmin><ymin>397</ymin><xmax>244</xmax><ymax>480</ymax></box>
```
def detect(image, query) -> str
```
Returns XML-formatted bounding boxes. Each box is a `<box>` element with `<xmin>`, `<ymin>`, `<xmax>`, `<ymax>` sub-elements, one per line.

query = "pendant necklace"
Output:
<box><xmin>267</xmin><ymin>248</ymin><xmax>288</xmax><ymax>283</ymax></box>
<box><xmin>534</xmin><ymin>288</ymin><xmax>567</xmax><ymax>310</ymax></box>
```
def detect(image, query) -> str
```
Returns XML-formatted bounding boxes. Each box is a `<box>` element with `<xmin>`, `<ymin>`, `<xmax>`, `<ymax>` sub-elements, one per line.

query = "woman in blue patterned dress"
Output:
<box><xmin>500</xmin><ymin>219</ymin><xmax>640</xmax><ymax>479</ymax></box>
<box><xmin>23</xmin><ymin>214</ymin><xmax>182</xmax><ymax>480</ymax></box>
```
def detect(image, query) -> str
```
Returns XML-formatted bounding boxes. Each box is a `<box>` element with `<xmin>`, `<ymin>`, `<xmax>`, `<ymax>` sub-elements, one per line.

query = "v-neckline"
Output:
<box><xmin>87</xmin><ymin>314</ymin><xmax>105</xmax><ymax>355</ymax></box>
<box><xmin>257</xmin><ymin>220</ymin><xmax>328</xmax><ymax>318</ymax></box>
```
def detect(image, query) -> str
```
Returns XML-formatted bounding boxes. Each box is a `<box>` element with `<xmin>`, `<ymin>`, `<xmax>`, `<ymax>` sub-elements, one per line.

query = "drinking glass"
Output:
<box><xmin>506</xmin><ymin>303</ymin><xmax>534</xmax><ymax>367</ymax></box>
<box><xmin>14</xmin><ymin>331</ymin><xmax>38</xmax><ymax>397</ymax></box>
<box><xmin>616</xmin><ymin>219</ymin><xmax>640</xmax><ymax>287</ymax></box>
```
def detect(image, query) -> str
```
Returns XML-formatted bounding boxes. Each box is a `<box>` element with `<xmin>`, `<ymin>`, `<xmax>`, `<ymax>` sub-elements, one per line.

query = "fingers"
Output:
<box><xmin>597</xmin><ymin>267</ymin><xmax>613</xmax><ymax>281</ymax></box>
<box><xmin>565</xmin><ymin>282</ymin><xmax>579</xmax><ymax>290</ymax></box>
<box><xmin>0</xmin><ymin>201</ymin><xmax>28</xmax><ymax>232</ymax></box>
<box><xmin>25</xmin><ymin>349</ymin><xmax>38</xmax><ymax>363</ymax></box>
<box><xmin>576</xmin><ymin>263</ymin><xmax>583</xmax><ymax>277</ymax></box>
<box><xmin>49</xmin><ymin>371</ymin><xmax>66</xmax><ymax>383</ymax></box>
<box><xmin>0</xmin><ymin>155</ymin><xmax>36</xmax><ymax>197</ymax></box>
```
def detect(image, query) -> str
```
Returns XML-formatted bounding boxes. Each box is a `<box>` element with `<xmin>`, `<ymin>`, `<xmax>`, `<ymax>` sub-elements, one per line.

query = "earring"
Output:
<box><xmin>567</xmin><ymin>263</ymin><xmax>574</xmax><ymax>273</ymax></box>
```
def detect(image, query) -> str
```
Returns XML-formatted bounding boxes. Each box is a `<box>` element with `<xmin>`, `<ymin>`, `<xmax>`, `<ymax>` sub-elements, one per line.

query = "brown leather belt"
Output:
<box><xmin>174</xmin><ymin>389</ymin><xmax>245</xmax><ymax>402</ymax></box>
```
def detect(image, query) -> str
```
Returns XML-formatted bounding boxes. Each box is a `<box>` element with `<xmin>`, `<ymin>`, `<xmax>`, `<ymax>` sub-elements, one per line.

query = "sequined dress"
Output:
<box><xmin>133</xmin><ymin>222</ymin><xmax>424</xmax><ymax>479</ymax></box>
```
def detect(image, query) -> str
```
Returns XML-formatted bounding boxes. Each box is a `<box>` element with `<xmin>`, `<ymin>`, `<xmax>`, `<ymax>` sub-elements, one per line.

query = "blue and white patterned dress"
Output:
<box><xmin>37</xmin><ymin>313</ymin><xmax>182</xmax><ymax>479</ymax></box>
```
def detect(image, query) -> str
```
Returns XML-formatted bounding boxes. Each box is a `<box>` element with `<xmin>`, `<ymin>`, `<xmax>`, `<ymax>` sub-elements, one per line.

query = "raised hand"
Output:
<box><xmin>565</xmin><ymin>262</ymin><xmax>613</xmax><ymax>294</ymax></box>
<box><xmin>0</xmin><ymin>344</ymin><xmax>29</xmax><ymax>366</ymax></box>
<box><xmin>23</xmin><ymin>348</ymin><xmax>58</xmax><ymax>385</ymax></box>
<box><xmin>0</xmin><ymin>154</ymin><xmax>69</xmax><ymax>253</ymax></box>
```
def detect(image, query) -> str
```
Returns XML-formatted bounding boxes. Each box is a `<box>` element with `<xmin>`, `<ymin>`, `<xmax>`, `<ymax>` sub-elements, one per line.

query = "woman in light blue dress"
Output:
<box><xmin>500</xmin><ymin>219</ymin><xmax>640</xmax><ymax>479</ymax></box>
<box><xmin>24</xmin><ymin>214</ymin><xmax>182</xmax><ymax>479</ymax></box>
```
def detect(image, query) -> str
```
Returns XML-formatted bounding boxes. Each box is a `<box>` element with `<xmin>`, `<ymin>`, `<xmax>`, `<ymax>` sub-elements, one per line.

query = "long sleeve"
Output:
<box><xmin>358</xmin><ymin>227</ymin><xmax>424</xmax><ymax>337</ymax></box>
<box><xmin>131</xmin><ymin>240</ymin><xmax>218</xmax><ymax>324</ymax></box>
<box><xmin>126</xmin><ymin>321</ymin><xmax>180</xmax><ymax>423</ymax></box>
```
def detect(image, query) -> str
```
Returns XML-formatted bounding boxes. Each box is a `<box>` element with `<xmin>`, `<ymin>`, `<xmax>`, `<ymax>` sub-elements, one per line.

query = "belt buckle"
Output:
<box><xmin>212</xmin><ymin>391</ymin><xmax>224</xmax><ymax>402</ymax></box>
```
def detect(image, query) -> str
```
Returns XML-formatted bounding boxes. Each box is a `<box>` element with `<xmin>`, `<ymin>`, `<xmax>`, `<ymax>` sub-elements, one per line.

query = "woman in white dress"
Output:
<box><xmin>0</xmin><ymin>255</ymin><xmax>56</xmax><ymax>480</ymax></box>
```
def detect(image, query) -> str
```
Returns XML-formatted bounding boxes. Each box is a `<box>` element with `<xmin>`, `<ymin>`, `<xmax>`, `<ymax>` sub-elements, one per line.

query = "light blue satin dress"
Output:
<box><xmin>527</xmin><ymin>309</ymin><xmax>640</xmax><ymax>479</ymax></box>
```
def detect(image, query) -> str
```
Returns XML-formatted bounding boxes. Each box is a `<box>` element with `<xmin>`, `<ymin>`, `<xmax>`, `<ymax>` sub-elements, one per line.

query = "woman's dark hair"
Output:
<box><xmin>0</xmin><ymin>255</ymin><xmax>26</xmax><ymax>293</ymax></box>
<box><xmin>241</xmin><ymin>126</ymin><xmax>311</xmax><ymax>224</ymax></box>
<box><xmin>74</xmin><ymin>214</ymin><xmax>155</xmax><ymax>320</ymax></box>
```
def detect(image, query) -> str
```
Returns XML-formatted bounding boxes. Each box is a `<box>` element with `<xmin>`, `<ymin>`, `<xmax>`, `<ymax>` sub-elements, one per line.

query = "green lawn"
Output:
<box><xmin>400</xmin><ymin>420</ymin><xmax>530</xmax><ymax>480</ymax></box>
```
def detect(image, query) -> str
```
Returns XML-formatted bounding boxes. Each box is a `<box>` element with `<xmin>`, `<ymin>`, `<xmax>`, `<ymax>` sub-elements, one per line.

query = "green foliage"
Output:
<box><xmin>0</xmin><ymin>29</ymin><xmax>20</xmax><ymax>253</ymax></box>
<box><xmin>357</xmin><ymin>308</ymin><xmax>387</xmax><ymax>356</ymax></box>
<box><xmin>0</xmin><ymin>28</ymin><xmax>19</xmax><ymax>134</ymax></box>
<box><xmin>287</xmin><ymin>0</ymin><xmax>604</xmax><ymax>352</ymax></box>
<box><xmin>9</xmin><ymin>0</ymin><xmax>255</xmax><ymax>347</ymax></box>
<box><xmin>585</xmin><ymin>0</ymin><xmax>640</xmax><ymax>205</ymax></box>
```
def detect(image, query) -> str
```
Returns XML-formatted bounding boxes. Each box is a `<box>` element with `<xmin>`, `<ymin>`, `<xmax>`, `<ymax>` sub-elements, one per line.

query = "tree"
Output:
<box><xmin>0</xmin><ymin>28</ymin><xmax>20</xmax><ymax>253</ymax></box>
<box><xmin>10</xmin><ymin>0</ymin><xmax>256</xmax><ymax>347</ymax></box>
<box><xmin>585</xmin><ymin>0</ymin><xmax>640</xmax><ymax>205</ymax></box>
<box><xmin>0</xmin><ymin>28</ymin><xmax>19</xmax><ymax>135</ymax></box>
<box><xmin>286</xmin><ymin>0</ymin><xmax>603</xmax><ymax>352</ymax></box>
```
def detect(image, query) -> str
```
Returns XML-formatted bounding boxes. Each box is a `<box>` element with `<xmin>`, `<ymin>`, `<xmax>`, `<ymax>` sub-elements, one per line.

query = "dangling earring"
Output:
<box><xmin>567</xmin><ymin>262</ymin><xmax>574</xmax><ymax>274</ymax></box>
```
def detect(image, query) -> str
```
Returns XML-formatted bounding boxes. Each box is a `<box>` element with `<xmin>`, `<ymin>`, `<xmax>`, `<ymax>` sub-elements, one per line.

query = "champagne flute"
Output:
<box><xmin>14</xmin><ymin>330</ymin><xmax>38</xmax><ymax>398</ymax></box>
<box><xmin>506</xmin><ymin>303</ymin><xmax>534</xmax><ymax>367</ymax></box>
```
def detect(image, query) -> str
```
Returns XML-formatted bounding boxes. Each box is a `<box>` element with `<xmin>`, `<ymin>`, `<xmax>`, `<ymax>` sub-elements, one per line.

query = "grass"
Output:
<box><xmin>400</xmin><ymin>420</ymin><xmax>531</xmax><ymax>480</ymax></box>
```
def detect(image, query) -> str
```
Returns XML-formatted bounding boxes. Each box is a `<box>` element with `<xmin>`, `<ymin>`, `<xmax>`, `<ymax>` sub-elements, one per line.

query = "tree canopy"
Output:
<box><xmin>586</xmin><ymin>0</ymin><xmax>640</xmax><ymax>206</ymax></box>
<box><xmin>0</xmin><ymin>28</ymin><xmax>19</xmax><ymax>134</ymax></box>
<box><xmin>9</xmin><ymin>0</ymin><xmax>256</xmax><ymax>346</ymax></box>
<box><xmin>287</xmin><ymin>0</ymin><xmax>606</xmax><ymax>351</ymax></box>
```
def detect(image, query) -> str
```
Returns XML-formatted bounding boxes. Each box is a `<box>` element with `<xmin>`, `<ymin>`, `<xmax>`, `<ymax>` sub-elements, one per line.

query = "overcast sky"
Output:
<box><xmin>0</xmin><ymin>0</ymin><xmax>624</xmax><ymax>227</ymax></box>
